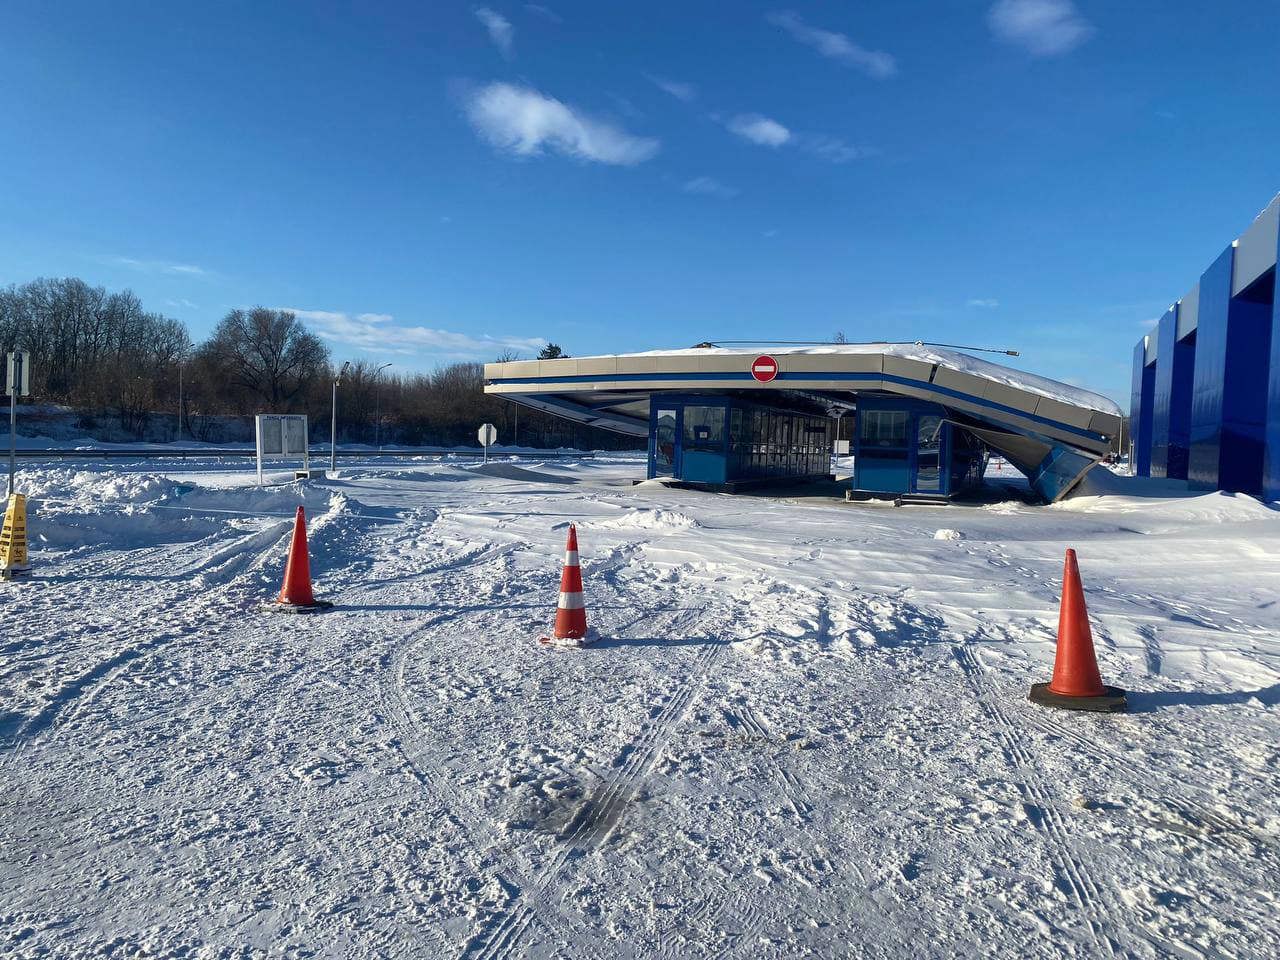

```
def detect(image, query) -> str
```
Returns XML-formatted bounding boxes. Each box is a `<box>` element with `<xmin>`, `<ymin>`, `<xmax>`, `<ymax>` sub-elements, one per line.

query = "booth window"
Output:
<box><xmin>682</xmin><ymin>405</ymin><xmax>726</xmax><ymax>450</ymax></box>
<box><xmin>861</xmin><ymin>410</ymin><xmax>908</xmax><ymax>448</ymax></box>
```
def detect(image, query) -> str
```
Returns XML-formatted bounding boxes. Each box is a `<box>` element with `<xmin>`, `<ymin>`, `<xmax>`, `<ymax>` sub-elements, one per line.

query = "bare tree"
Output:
<box><xmin>197</xmin><ymin>307</ymin><xmax>330</xmax><ymax>410</ymax></box>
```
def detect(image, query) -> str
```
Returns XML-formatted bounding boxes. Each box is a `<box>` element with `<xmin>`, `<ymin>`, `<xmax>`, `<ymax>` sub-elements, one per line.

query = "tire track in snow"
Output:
<box><xmin>4</xmin><ymin>508</ymin><xmax>345</xmax><ymax>752</ymax></box>
<box><xmin>377</xmin><ymin>604</ymin><xmax>570</xmax><ymax>960</ymax></box>
<box><xmin>464</xmin><ymin>619</ymin><xmax>729</xmax><ymax>960</ymax></box>
<box><xmin>953</xmin><ymin>643</ymin><xmax>1203</xmax><ymax>960</ymax></box>
<box><xmin>952</xmin><ymin>644</ymin><xmax>1120</xmax><ymax>957</ymax></box>
<box><xmin>1020</xmin><ymin>708</ymin><xmax>1277</xmax><ymax>854</ymax></box>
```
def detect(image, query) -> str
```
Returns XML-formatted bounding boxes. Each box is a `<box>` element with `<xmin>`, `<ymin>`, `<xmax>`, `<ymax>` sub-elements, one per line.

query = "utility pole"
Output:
<box><xmin>373</xmin><ymin>362</ymin><xmax>391</xmax><ymax>450</ymax></box>
<box><xmin>331</xmin><ymin>361</ymin><xmax>351</xmax><ymax>474</ymax></box>
<box><xmin>176</xmin><ymin>357</ymin><xmax>184</xmax><ymax>445</ymax></box>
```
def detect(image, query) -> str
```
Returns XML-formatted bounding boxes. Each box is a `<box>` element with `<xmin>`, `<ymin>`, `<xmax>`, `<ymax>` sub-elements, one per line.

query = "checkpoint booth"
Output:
<box><xmin>482</xmin><ymin>344</ymin><xmax>1123</xmax><ymax>503</ymax></box>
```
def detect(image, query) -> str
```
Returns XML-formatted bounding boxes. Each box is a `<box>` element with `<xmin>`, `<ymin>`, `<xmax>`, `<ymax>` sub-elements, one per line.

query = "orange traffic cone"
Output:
<box><xmin>540</xmin><ymin>524</ymin><xmax>592</xmax><ymax>646</ymax></box>
<box><xmin>1029</xmin><ymin>549</ymin><xmax>1125</xmax><ymax>712</ymax></box>
<box><xmin>265</xmin><ymin>506</ymin><xmax>334</xmax><ymax>614</ymax></box>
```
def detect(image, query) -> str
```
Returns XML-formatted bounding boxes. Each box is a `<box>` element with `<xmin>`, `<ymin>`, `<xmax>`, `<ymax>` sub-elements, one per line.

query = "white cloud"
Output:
<box><xmin>165</xmin><ymin>297</ymin><xmax>199</xmax><ymax>310</ymax></box>
<box><xmin>101</xmin><ymin>255</ymin><xmax>208</xmax><ymax>277</ymax></box>
<box><xmin>682</xmin><ymin>176</ymin><xmax>738</xmax><ymax>199</ymax></box>
<box><xmin>767</xmin><ymin>10</ymin><xmax>897</xmax><ymax>79</ymax></box>
<box><xmin>967</xmin><ymin>298</ymin><xmax>1000</xmax><ymax>308</ymax></box>
<box><xmin>464</xmin><ymin>82</ymin><xmax>659</xmax><ymax>165</ymax></box>
<box><xmin>988</xmin><ymin>0</ymin><xmax>1094</xmax><ymax>56</ymax></box>
<box><xmin>799</xmin><ymin>134</ymin><xmax>870</xmax><ymax>163</ymax></box>
<box><xmin>722</xmin><ymin>118</ymin><xmax>868</xmax><ymax>162</ymax></box>
<box><xmin>727</xmin><ymin>114</ymin><xmax>791</xmax><ymax>147</ymax></box>
<box><xmin>647</xmin><ymin>75</ymin><xmax>696</xmax><ymax>102</ymax></box>
<box><xmin>474</xmin><ymin>7</ymin><xmax>514</xmax><ymax>58</ymax></box>
<box><xmin>525</xmin><ymin>4</ymin><xmax>561</xmax><ymax>23</ymax></box>
<box><xmin>282</xmin><ymin>308</ymin><xmax>546</xmax><ymax>359</ymax></box>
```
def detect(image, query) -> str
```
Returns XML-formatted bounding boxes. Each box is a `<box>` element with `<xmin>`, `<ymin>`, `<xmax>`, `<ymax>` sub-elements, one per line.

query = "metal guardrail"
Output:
<box><xmin>14</xmin><ymin>447</ymin><xmax>602</xmax><ymax>460</ymax></box>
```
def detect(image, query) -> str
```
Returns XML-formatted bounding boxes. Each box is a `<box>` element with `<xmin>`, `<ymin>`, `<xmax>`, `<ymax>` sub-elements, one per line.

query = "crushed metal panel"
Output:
<box><xmin>930</xmin><ymin>366</ymin><xmax>992</xmax><ymax>399</ymax></box>
<box><xmin>1088</xmin><ymin>411</ymin><xmax>1121</xmax><ymax>438</ymax></box>
<box><xmin>982</xmin><ymin>381</ymin><xmax>1040</xmax><ymax>414</ymax></box>
<box><xmin>1033</xmin><ymin>396</ymin><xmax>1095</xmax><ymax>430</ymax></box>
<box><xmin>881</xmin><ymin>355</ymin><xmax>933</xmax><ymax>383</ymax></box>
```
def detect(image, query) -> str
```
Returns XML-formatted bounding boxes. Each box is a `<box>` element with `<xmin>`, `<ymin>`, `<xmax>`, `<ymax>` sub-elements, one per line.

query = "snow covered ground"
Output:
<box><xmin>2</xmin><ymin>456</ymin><xmax>1279</xmax><ymax>958</ymax></box>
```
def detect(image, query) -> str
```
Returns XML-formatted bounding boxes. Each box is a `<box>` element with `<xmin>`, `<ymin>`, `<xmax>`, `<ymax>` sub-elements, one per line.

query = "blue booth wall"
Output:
<box><xmin>647</xmin><ymin>395</ymin><xmax>831</xmax><ymax>485</ymax></box>
<box><xmin>851</xmin><ymin>397</ymin><xmax>982</xmax><ymax>497</ymax></box>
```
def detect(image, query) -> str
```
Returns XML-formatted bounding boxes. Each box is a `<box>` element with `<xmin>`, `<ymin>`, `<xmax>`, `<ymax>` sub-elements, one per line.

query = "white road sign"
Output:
<box><xmin>6</xmin><ymin>351</ymin><xmax>30</xmax><ymax>397</ymax></box>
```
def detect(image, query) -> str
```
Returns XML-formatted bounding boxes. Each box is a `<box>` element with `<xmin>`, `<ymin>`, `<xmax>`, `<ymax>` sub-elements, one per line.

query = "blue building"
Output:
<box><xmin>484</xmin><ymin>344</ymin><xmax>1122</xmax><ymax>503</ymax></box>
<box><xmin>1130</xmin><ymin>194</ymin><xmax>1280</xmax><ymax>498</ymax></box>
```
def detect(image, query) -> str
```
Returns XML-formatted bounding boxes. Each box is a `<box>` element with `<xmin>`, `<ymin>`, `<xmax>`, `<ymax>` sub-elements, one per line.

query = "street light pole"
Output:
<box><xmin>176</xmin><ymin>357</ymin><xmax>184</xmax><ymax>445</ymax></box>
<box><xmin>373</xmin><ymin>362</ymin><xmax>391</xmax><ymax>450</ymax></box>
<box><xmin>331</xmin><ymin>360</ymin><xmax>351</xmax><ymax>474</ymax></box>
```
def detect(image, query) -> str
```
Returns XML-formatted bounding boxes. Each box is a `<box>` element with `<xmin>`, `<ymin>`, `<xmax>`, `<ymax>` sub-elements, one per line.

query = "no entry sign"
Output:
<box><xmin>751</xmin><ymin>355</ymin><xmax>779</xmax><ymax>382</ymax></box>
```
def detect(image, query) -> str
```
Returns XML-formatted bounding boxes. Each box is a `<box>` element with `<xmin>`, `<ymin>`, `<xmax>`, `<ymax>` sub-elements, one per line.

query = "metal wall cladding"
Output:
<box><xmin>1220</xmin><ymin>296</ymin><xmax>1273</xmax><ymax>494</ymax></box>
<box><xmin>1266</xmin><ymin>234</ymin><xmax>1280</xmax><ymax>499</ymax></box>
<box><xmin>1188</xmin><ymin>247</ymin><xmax>1234</xmax><ymax>489</ymax></box>
<box><xmin>1131</xmin><ymin>339</ymin><xmax>1153</xmax><ymax>476</ymax></box>
<box><xmin>1232</xmin><ymin>196</ymin><xmax>1280</xmax><ymax>297</ymax></box>
<box><xmin>1151</xmin><ymin>306</ymin><xmax>1195</xmax><ymax>480</ymax></box>
<box><xmin>1189</xmin><ymin>244</ymin><xmax>1273</xmax><ymax>494</ymax></box>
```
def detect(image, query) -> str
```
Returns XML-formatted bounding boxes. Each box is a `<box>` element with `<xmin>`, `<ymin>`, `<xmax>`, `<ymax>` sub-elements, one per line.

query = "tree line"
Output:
<box><xmin>0</xmin><ymin>277</ymin><xmax>637</xmax><ymax>449</ymax></box>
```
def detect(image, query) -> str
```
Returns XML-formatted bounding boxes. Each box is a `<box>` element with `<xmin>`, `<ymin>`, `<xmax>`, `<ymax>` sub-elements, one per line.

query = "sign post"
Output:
<box><xmin>478</xmin><ymin>422</ymin><xmax>497</xmax><ymax>463</ymax></box>
<box><xmin>7</xmin><ymin>350</ymin><xmax>31</xmax><ymax>498</ymax></box>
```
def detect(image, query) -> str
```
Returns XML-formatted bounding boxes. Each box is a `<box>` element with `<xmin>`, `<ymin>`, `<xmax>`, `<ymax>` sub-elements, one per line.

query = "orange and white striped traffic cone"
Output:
<box><xmin>541</xmin><ymin>524</ymin><xmax>592</xmax><ymax>646</ymax></box>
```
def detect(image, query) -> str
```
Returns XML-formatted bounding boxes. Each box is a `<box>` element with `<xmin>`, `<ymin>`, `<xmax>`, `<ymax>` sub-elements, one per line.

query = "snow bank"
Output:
<box><xmin>584</xmin><ymin>508</ymin><xmax>700</xmax><ymax>532</ymax></box>
<box><xmin>21</xmin><ymin>468</ymin><xmax>344</xmax><ymax>553</ymax></box>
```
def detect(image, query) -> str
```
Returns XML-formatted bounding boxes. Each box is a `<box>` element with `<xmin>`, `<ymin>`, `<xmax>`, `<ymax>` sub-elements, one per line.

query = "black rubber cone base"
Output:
<box><xmin>262</xmin><ymin>599</ymin><xmax>335</xmax><ymax>615</ymax></box>
<box><xmin>1029</xmin><ymin>682</ymin><xmax>1127</xmax><ymax>713</ymax></box>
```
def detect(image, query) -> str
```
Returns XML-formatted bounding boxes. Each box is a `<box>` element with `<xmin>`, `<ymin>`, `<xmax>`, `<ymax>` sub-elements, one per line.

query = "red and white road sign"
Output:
<box><xmin>751</xmin><ymin>355</ymin><xmax>778</xmax><ymax>382</ymax></box>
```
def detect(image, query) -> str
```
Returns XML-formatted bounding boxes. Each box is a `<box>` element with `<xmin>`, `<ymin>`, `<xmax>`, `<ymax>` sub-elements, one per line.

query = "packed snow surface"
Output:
<box><xmin>3</xmin><ymin>456</ymin><xmax>1279</xmax><ymax>958</ymax></box>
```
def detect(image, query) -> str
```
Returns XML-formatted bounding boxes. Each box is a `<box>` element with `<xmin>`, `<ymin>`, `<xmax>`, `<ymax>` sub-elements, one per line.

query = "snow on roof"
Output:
<box><xmin>606</xmin><ymin>343</ymin><xmax>1123</xmax><ymax>417</ymax></box>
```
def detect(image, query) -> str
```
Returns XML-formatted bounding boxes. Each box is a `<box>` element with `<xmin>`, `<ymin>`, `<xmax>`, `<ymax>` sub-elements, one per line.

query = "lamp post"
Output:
<box><xmin>176</xmin><ymin>354</ymin><xmax>185</xmax><ymax>446</ymax></box>
<box><xmin>331</xmin><ymin>360</ymin><xmax>351</xmax><ymax>474</ymax></box>
<box><xmin>373</xmin><ymin>362</ymin><xmax>391</xmax><ymax>450</ymax></box>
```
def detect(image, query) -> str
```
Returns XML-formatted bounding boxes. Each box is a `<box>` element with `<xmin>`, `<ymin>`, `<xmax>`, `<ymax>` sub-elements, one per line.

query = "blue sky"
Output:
<box><xmin>3</xmin><ymin>1</ymin><xmax>1278</xmax><ymax>403</ymax></box>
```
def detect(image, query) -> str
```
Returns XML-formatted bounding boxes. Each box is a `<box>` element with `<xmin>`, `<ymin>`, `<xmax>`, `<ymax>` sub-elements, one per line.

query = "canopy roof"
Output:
<box><xmin>484</xmin><ymin>344</ymin><xmax>1122</xmax><ymax>501</ymax></box>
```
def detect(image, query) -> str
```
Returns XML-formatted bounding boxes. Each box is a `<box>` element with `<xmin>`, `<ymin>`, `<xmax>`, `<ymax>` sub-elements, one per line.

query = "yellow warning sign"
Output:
<box><xmin>1</xmin><ymin>493</ymin><xmax>30</xmax><ymax>577</ymax></box>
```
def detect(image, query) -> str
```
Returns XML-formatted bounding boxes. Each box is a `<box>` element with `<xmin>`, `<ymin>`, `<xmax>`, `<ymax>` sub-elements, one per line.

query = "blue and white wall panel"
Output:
<box><xmin>1130</xmin><ymin>338</ymin><xmax>1154</xmax><ymax>477</ymax></box>
<box><xmin>1188</xmin><ymin>244</ymin><xmax>1273</xmax><ymax>493</ymax></box>
<box><xmin>1150</xmin><ymin>305</ymin><xmax>1194</xmax><ymax>480</ymax></box>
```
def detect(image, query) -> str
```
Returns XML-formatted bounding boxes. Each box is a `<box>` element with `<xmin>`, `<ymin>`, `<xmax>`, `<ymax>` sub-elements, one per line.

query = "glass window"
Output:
<box><xmin>860</xmin><ymin>410</ymin><xmax>908</xmax><ymax>448</ymax></box>
<box><xmin>682</xmin><ymin>405</ymin><xmax>725</xmax><ymax>450</ymax></box>
<box><xmin>653</xmin><ymin>409</ymin><xmax>677</xmax><ymax>476</ymax></box>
